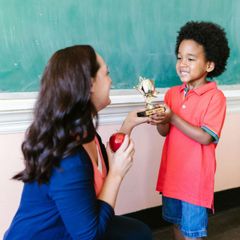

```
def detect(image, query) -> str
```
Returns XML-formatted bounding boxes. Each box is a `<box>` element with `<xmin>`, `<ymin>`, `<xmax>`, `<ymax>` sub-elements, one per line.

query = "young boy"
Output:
<box><xmin>150</xmin><ymin>21</ymin><xmax>230</xmax><ymax>239</ymax></box>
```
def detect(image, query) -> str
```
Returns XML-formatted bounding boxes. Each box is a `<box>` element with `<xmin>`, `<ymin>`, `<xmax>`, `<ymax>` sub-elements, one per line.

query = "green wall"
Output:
<box><xmin>0</xmin><ymin>0</ymin><xmax>239</xmax><ymax>92</ymax></box>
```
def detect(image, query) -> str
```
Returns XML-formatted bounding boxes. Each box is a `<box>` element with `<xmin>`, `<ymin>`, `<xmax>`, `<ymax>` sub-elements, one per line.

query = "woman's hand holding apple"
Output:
<box><xmin>106</xmin><ymin>134</ymin><xmax>135</xmax><ymax>180</ymax></box>
<box><xmin>109</xmin><ymin>132</ymin><xmax>126</xmax><ymax>152</ymax></box>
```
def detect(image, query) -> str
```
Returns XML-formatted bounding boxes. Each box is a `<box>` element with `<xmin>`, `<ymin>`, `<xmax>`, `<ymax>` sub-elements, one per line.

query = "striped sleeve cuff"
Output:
<box><xmin>201</xmin><ymin>126</ymin><xmax>219</xmax><ymax>143</ymax></box>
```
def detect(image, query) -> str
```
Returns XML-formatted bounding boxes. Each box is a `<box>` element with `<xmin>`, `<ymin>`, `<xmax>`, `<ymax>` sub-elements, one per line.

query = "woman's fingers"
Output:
<box><xmin>116</xmin><ymin>134</ymin><xmax>130</xmax><ymax>152</ymax></box>
<box><xmin>106</xmin><ymin>142</ymin><xmax>113</xmax><ymax>156</ymax></box>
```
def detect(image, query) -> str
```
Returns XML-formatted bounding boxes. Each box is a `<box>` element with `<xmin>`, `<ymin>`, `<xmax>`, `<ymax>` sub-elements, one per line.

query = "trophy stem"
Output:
<box><xmin>146</xmin><ymin>103</ymin><xmax>154</xmax><ymax>110</ymax></box>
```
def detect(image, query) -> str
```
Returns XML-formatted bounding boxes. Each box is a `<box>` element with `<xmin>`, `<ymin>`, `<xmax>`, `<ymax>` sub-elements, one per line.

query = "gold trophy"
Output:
<box><xmin>135</xmin><ymin>76</ymin><xmax>166</xmax><ymax>117</ymax></box>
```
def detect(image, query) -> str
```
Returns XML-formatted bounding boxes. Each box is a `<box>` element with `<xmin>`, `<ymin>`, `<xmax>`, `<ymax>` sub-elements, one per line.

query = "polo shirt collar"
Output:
<box><xmin>179</xmin><ymin>82</ymin><xmax>217</xmax><ymax>95</ymax></box>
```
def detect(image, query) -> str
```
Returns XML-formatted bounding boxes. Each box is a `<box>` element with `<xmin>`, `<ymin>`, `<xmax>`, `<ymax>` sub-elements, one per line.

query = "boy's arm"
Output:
<box><xmin>150</xmin><ymin>105</ymin><xmax>212</xmax><ymax>144</ymax></box>
<box><xmin>171</xmin><ymin>113</ymin><xmax>213</xmax><ymax>145</ymax></box>
<box><xmin>152</xmin><ymin>92</ymin><xmax>226</xmax><ymax>144</ymax></box>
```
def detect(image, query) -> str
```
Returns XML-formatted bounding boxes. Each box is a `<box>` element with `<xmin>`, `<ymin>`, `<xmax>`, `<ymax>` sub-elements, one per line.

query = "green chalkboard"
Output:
<box><xmin>0</xmin><ymin>0</ymin><xmax>240</xmax><ymax>92</ymax></box>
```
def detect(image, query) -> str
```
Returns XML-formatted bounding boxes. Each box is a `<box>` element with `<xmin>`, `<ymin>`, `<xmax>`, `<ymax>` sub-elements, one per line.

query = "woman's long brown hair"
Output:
<box><xmin>13</xmin><ymin>45</ymin><xmax>99</xmax><ymax>184</ymax></box>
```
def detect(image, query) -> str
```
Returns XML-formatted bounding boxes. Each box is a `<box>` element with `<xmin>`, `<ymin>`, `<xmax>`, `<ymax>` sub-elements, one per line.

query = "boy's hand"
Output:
<box><xmin>149</xmin><ymin>104</ymin><xmax>172</xmax><ymax>125</ymax></box>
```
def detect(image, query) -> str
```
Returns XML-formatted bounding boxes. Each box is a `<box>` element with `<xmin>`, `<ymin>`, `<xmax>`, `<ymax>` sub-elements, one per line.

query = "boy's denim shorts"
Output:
<box><xmin>162</xmin><ymin>196</ymin><xmax>208</xmax><ymax>238</ymax></box>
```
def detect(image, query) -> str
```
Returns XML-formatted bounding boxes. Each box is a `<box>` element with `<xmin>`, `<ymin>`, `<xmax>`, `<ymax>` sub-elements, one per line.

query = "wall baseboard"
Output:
<box><xmin>0</xmin><ymin>88</ymin><xmax>240</xmax><ymax>134</ymax></box>
<box><xmin>124</xmin><ymin>187</ymin><xmax>240</xmax><ymax>230</ymax></box>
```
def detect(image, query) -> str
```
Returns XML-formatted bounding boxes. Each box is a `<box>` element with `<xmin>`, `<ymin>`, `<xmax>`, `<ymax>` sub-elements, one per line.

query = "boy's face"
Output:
<box><xmin>176</xmin><ymin>39</ymin><xmax>214</xmax><ymax>87</ymax></box>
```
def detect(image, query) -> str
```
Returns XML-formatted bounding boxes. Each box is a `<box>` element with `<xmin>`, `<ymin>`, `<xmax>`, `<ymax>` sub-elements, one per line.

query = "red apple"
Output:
<box><xmin>109</xmin><ymin>132</ymin><xmax>126</xmax><ymax>152</ymax></box>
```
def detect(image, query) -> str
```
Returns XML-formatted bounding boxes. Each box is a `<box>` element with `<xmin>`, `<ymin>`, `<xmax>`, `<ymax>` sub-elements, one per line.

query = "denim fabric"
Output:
<box><xmin>162</xmin><ymin>196</ymin><xmax>208</xmax><ymax>238</ymax></box>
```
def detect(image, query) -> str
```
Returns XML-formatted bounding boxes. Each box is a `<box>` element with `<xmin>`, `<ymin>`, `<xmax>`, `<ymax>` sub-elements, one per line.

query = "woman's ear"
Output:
<box><xmin>206</xmin><ymin>61</ymin><xmax>215</xmax><ymax>73</ymax></box>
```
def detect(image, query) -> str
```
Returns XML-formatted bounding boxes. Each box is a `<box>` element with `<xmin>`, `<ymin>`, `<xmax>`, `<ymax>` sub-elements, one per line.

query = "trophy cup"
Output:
<box><xmin>135</xmin><ymin>76</ymin><xmax>166</xmax><ymax>117</ymax></box>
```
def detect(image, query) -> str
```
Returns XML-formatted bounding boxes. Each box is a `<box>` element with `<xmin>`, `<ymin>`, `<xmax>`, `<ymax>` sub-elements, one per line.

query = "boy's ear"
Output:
<box><xmin>206</xmin><ymin>61</ymin><xmax>215</xmax><ymax>73</ymax></box>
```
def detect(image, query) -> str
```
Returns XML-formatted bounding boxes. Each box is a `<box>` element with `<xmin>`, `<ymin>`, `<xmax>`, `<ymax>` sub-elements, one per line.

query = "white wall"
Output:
<box><xmin>1</xmin><ymin>90</ymin><xmax>240</xmax><ymax>238</ymax></box>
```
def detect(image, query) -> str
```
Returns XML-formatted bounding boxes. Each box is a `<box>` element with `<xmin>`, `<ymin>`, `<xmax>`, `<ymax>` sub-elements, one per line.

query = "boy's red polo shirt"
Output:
<box><xmin>156</xmin><ymin>82</ymin><xmax>226</xmax><ymax>209</ymax></box>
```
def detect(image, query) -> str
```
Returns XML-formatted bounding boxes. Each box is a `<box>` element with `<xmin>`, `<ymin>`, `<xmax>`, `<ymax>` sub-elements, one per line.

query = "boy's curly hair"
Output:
<box><xmin>175</xmin><ymin>21</ymin><xmax>230</xmax><ymax>78</ymax></box>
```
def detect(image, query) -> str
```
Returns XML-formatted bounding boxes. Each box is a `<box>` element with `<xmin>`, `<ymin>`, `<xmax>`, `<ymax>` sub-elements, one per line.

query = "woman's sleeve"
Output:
<box><xmin>48</xmin><ymin>151</ymin><xmax>114</xmax><ymax>240</ymax></box>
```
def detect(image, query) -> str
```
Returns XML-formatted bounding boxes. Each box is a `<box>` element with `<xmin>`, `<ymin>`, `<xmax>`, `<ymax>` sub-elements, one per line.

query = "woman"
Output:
<box><xmin>4</xmin><ymin>45</ymin><xmax>152</xmax><ymax>240</ymax></box>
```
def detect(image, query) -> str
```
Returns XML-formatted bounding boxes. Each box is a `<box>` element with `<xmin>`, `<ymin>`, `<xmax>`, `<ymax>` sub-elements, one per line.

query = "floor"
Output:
<box><xmin>153</xmin><ymin>207</ymin><xmax>240</xmax><ymax>240</ymax></box>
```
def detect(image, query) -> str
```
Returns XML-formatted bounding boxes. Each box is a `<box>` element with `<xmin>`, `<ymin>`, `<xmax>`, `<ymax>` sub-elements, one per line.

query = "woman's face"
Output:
<box><xmin>90</xmin><ymin>54</ymin><xmax>112</xmax><ymax>111</ymax></box>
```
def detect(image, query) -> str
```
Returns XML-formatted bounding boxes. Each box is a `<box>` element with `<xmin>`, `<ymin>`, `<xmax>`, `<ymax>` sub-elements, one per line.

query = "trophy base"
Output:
<box><xmin>137</xmin><ymin>106</ymin><xmax>166</xmax><ymax>117</ymax></box>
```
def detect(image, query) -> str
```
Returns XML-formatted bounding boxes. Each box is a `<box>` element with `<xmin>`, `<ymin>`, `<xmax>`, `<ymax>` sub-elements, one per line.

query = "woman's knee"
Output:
<box><xmin>105</xmin><ymin>215</ymin><xmax>152</xmax><ymax>240</ymax></box>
